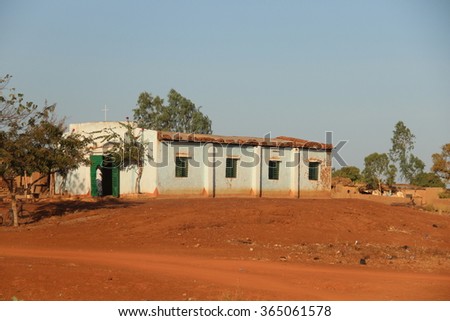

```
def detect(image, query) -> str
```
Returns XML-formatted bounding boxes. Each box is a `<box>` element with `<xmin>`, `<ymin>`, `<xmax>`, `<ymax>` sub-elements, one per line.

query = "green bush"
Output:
<box><xmin>332</xmin><ymin>166</ymin><xmax>362</xmax><ymax>182</ymax></box>
<box><xmin>411</xmin><ymin>172</ymin><xmax>445</xmax><ymax>188</ymax></box>
<box><xmin>439</xmin><ymin>190</ymin><xmax>450</xmax><ymax>199</ymax></box>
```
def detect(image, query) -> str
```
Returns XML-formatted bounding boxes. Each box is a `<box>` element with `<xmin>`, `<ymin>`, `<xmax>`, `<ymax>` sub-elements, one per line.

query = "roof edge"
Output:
<box><xmin>157</xmin><ymin>131</ymin><xmax>333</xmax><ymax>150</ymax></box>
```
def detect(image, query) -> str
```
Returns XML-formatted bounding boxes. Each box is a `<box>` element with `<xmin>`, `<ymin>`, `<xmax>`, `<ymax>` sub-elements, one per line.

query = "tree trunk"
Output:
<box><xmin>50</xmin><ymin>172</ymin><xmax>55</xmax><ymax>197</ymax></box>
<box><xmin>4</xmin><ymin>177</ymin><xmax>19</xmax><ymax>227</ymax></box>
<box><xmin>24</xmin><ymin>172</ymin><xmax>28</xmax><ymax>198</ymax></box>
<box><xmin>135</xmin><ymin>166</ymin><xmax>143</xmax><ymax>194</ymax></box>
<box><xmin>11</xmin><ymin>191</ymin><xmax>19</xmax><ymax>227</ymax></box>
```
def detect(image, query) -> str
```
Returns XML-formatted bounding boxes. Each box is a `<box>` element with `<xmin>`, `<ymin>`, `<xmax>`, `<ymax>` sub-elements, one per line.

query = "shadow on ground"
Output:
<box><xmin>21</xmin><ymin>198</ymin><xmax>143</xmax><ymax>224</ymax></box>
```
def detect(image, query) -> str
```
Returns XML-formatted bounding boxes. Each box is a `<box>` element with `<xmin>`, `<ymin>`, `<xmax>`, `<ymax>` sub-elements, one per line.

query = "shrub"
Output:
<box><xmin>438</xmin><ymin>190</ymin><xmax>450</xmax><ymax>199</ymax></box>
<box><xmin>411</xmin><ymin>172</ymin><xmax>445</xmax><ymax>188</ymax></box>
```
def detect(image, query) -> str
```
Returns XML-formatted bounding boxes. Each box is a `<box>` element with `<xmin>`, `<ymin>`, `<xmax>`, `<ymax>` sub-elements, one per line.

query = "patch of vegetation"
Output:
<box><xmin>422</xmin><ymin>204</ymin><xmax>437</xmax><ymax>212</ymax></box>
<box><xmin>438</xmin><ymin>190</ymin><xmax>450</xmax><ymax>199</ymax></box>
<box><xmin>411</xmin><ymin>172</ymin><xmax>445</xmax><ymax>188</ymax></box>
<box><xmin>332</xmin><ymin>166</ymin><xmax>362</xmax><ymax>182</ymax></box>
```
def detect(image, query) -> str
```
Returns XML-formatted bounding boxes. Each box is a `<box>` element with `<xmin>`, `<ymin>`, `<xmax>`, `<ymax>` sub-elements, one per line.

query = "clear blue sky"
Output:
<box><xmin>1</xmin><ymin>0</ymin><xmax>449</xmax><ymax>170</ymax></box>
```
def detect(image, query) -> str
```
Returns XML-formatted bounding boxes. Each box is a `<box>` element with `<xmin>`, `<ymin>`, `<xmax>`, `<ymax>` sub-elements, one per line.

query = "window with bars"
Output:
<box><xmin>268</xmin><ymin>160</ymin><xmax>280</xmax><ymax>180</ymax></box>
<box><xmin>308</xmin><ymin>162</ymin><xmax>320</xmax><ymax>180</ymax></box>
<box><xmin>175</xmin><ymin>157</ymin><xmax>188</xmax><ymax>177</ymax></box>
<box><xmin>225</xmin><ymin>158</ymin><xmax>238</xmax><ymax>178</ymax></box>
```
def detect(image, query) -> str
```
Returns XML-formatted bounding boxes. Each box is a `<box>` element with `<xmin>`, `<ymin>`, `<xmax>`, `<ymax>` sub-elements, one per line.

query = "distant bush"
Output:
<box><xmin>411</xmin><ymin>172</ymin><xmax>445</xmax><ymax>188</ymax></box>
<box><xmin>422</xmin><ymin>204</ymin><xmax>436</xmax><ymax>212</ymax></box>
<box><xmin>438</xmin><ymin>190</ymin><xmax>450</xmax><ymax>199</ymax></box>
<box><xmin>332</xmin><ymin>166</ymin><xmax>362</xmax><ymax>182</ymax></box>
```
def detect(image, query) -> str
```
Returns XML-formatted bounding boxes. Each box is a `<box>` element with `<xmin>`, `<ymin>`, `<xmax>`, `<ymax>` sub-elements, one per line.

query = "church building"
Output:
<box><xmin>56</xmin><ymin>122</ymin><xmax>332</xmax><ymax>198</ymax></box>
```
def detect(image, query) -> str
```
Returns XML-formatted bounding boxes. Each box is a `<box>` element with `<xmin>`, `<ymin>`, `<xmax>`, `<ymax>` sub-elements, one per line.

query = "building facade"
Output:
<box><xmin>56</xmin><ymin>122</ymin><xmax>333</xmax><ymax>198</ymax></box>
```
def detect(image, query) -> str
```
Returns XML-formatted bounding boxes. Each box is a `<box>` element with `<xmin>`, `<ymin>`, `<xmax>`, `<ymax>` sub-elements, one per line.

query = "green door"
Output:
<box><xmin>90</xmin><ymin>155</ymin><xmax>103</xmax><ymax>197</ymax></box>
<box><xmin>90</xmin><ymin>155</ymin><xmax>120</xmax><ymax>197</ymax></box>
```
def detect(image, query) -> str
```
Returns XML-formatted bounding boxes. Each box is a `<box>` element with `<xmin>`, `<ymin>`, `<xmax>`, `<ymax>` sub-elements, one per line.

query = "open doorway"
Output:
<box><xmin>90</xmin><ymin>155</ymin><xmax>120</xmax><ymax>197</ymax></box>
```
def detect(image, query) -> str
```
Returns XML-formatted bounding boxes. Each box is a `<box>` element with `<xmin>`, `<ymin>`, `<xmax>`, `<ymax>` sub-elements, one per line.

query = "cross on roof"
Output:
<box><xmin>101</xmin><ymin>105</ymin><xmax>109</xmax><ymax>122</ymax></box>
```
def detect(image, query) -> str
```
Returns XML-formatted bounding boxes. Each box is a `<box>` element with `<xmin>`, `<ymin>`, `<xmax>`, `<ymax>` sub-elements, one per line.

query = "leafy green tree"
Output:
<box><xmin>26</xmin><ymin>108</ymin><xmax>92</xmax><ymax>195</ymax></box>
<box><xmin>411</xmin><ymin>172</ymin><xmax>445</xmax><ymax>188</ymax></box>
<box><xmin>133</xmin><ymin>89</ymin><xmax>212</xmax><ymax>134</ymax></box>
<box><xmin>94</xmin><ymin>121</ymin><xmax>147</xmax><ymax>194</ymax></box>
<box><xmin>332</xmin><ymin>166</ymin><xmax>362</xmax><ymax>182</ymax></box>
<box><xmin>133</xmin><ymin>92</ymin><xmax>165</xmax><ymax>131</ymax></box>
<box><xmin>1</xmin><ymin>77</ymin><xmax>45</xmax><ymax>226</ymax></box>
<box><xmin>362</xmin><ymin>153</ymin><xmax>391</xmax><ymax>191</ymax></box>
<box><xmin>387</xmin><ymin>164</ymin><xmax>397</xmax><ymax>186</ymax></box>
<box><xmin>405</xmin><ymin>154</ymin><xmax>425</xmax><ymax>183</ymax></box>
<box><xmin>0</xmin><ymin>76</ymin><xmax>91</xmax><ymax>226</ymax></box>
<box><xmin>432</xmin><ymin>143</ymin><xmax>450</xmax><ymax>184</ymax></box>
<box><xmin>389</xmin><ymin>121</ymin><xmax>424</xmax><ymax>183</ymax></box>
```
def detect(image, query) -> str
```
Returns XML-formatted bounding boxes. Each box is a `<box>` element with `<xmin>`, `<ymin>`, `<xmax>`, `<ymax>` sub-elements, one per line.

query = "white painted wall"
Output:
<box><xmin>59</xmin><ymin>122</ymin><xmax>331</xmax><ymax>198</ymax></box>
<box><xmin>56</xmin><ymin>165</ymin><xmax>90</xmax><ymax>195</ymax></box>
<box><xmin>120</xmin><ymin>129</ymin><xmax>159</xmax><ymax>194</ymax></box>
<box><xmin>299</xmin><ymin>149</ymin><xmax>332</xmax><ymax>192</ymax></box>
<box><xmin>214</xmin><ymin>145</ymin><xmax>256</xmax><ymax>196</ymax></box>
<box><xmin>156</xmin><ymin>142</ymin><xmax>206</xmax><ymax>195</ymax></box>
<box><xmin>57</xmin><ymin>122</ymin><xmax>160</xmax><ymax>196</ymax></box>
<box><xmin>260</xmin><ymin>147</ymin><xmax>295</xmax><ymax>197</ymax></box>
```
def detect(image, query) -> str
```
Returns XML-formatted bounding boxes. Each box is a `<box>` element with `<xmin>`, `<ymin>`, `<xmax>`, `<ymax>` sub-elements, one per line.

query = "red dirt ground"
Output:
<box><xmin>1</xmin><ymin>197</ymin><xmax>449</xmax><ymax>301</ymax></box>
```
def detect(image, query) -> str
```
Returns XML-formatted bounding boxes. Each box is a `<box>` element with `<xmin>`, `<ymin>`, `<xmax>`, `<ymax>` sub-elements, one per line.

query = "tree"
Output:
<box><xmin>362</xmin><ymin>153</ymin><xmax>391</xmax><ymax>191</ymax></box>
<box><xmin>411</xmin><ymin>172</ymin><xmax>445</xmax><ymax>188</ymax></box>
<box><xmin>389</xmin><ymin>121</ymin><xmax>424</xmax><ymax>183</ymax></box>
<box><xmin>386</xmin><ymin>164</ymin><xmax>397</xmax><ymax>186</ymax></box>
<box><xmin>0</xmin><ymin>76</ymin><xmax>91</xmax><ymax>226</ymax></box>
<box><xmin>133</xmin><ymin>92</ymin><xmax>165</xmax><ymax>131</ymax></box>
<box><xmin>432</xmin><ymin>143</ymin><xmax>450</xmax><ymax>184</ymax></box>
<box><xmin>332</xmin><ymin>166</ymin><xmax>362</xmax><ymax>182</ymax></box>
<box><xmin>94</xmin><ymin>121</ymin><xmax>147</xmax><ymax>194</ymax></box>
<box><xmin>133</xmin><ymin>89</ymin><xmax>212</xmax><ymax>134</ymax></box>
<box><xmin>1</xmin><ymin>74</ymin><xmax>37</xmax><ymax>129</ymax></box>
<box><xmin>404</xmin><ymin>154</ymin><xmax>425</xmax><ymax>183</ymax></box>
<box><xmin>25</xmin><ymin>108</ymin><xmax>92</xmax><ymax>195</ymax></box>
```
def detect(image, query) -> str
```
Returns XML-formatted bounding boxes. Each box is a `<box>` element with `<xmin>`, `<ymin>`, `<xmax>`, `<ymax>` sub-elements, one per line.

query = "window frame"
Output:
<box><xmin>175</xmin><ymin>156</ymin><xmax>189</xmax><ymax>178</ymax></box>
<box><xmin>308</xmin><ymin>161</ymin><xmax>320</xmax><ymax>181</ymax></box>
<box><xmin>268</xmin><ymin>160</ymin><xmax>280</xmax><ymax>180</ymax></box>
<box><xmin>225</xmin><ymin>157</ymin><xmax>238</xmax><ymax>178</ymax></box>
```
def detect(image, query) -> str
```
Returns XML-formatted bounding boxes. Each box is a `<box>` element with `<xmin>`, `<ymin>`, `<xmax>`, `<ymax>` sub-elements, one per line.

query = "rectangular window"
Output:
<box><xmin>175</xmin><ymin>157</ymin><xmax>188</xmax><ymax>177</ymax></box>
<box><xmin>268</xmin><ymin>160</ymin><xmax>280</xmax><ymax>180</ymax></box>
<box><xmin>225</xmin><ymin>158</ymin><xmax>238</xmax><ymax>178</ymax></box>
<box><xmin>308</xmin><ymin>162</ymin><xmax>320</xmax><ymax>180</ymax></box>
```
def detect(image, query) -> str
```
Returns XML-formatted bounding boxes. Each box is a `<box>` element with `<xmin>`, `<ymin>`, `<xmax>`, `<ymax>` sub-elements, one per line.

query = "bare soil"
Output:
<box><xmin>1</xmin><ymin>197</ymin><xmax>449</xmax><ymax>301</ymax></box>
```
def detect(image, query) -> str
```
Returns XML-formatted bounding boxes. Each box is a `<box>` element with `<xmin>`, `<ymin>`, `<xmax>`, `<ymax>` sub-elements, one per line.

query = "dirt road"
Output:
<box><xmin>1</xmin><ymin>198</ymin><xmax>449</xmax><ymax>300</ymax></box>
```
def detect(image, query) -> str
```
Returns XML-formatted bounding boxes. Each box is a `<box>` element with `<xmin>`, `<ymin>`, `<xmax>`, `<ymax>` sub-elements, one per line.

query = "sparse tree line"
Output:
<box><xmin>333</xmin><ymin>121</ymin><xmax>449</xmax><ymax>195</ymax></box>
